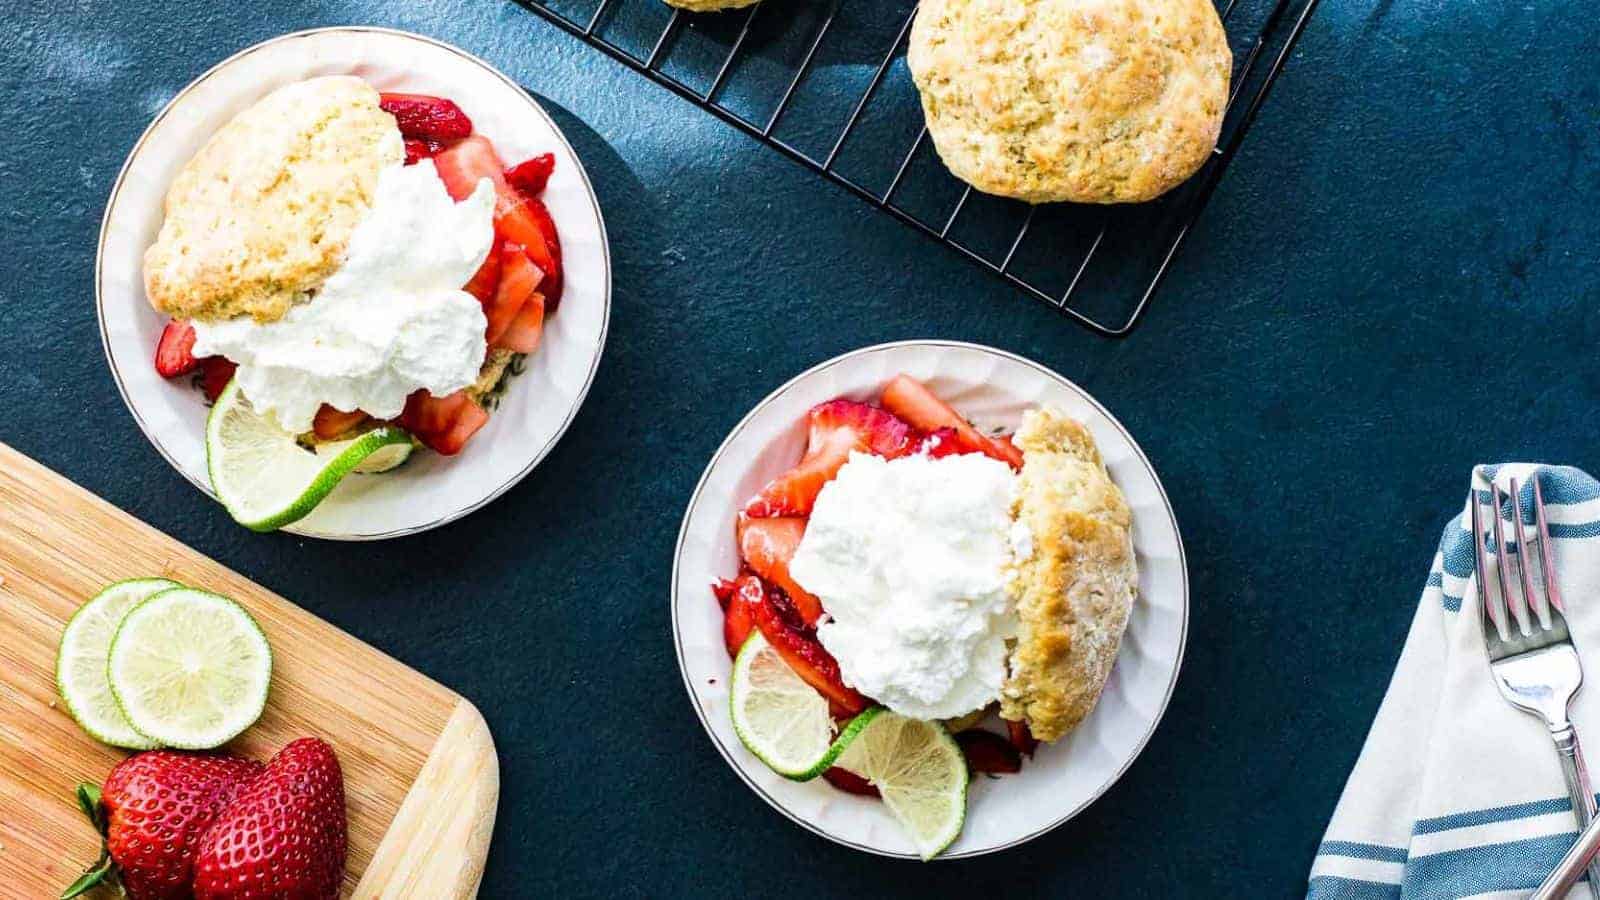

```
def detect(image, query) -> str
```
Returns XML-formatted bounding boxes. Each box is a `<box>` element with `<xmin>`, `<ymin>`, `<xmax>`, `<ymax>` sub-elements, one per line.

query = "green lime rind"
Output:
<box><xmin>56</xmin><ymin>578</ymin><xmax>180</xmax><ymax>749</ymax></box>
<box><xmin>107</xmin><ymin>587</ymin><xmax>272</xmax><ymax>750</ymax></box>
<box><xmin>836</xmin><ymin>710</ymin><xmax>969</xmax><ymax>861</ymax></box>
<box><xmin>728</xmin><ymin>631</ymin><xmax>883</xmax><ymax>781</ymax></box>
<box><xmin>205</xmin><ymin>379</ymin><xmax>413</xmax><ymax>532</ymax></box>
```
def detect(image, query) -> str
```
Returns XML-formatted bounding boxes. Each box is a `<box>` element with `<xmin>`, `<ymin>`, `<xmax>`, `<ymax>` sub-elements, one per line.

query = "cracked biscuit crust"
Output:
<box><xmin>908</xmin><ymin>0</ymin><xmax>1231</xmax><ymax>204</ymax></box>
<box><xmin>1001</xmin><ymin>407</ymin><xmax>1136</xmax><ymax>742</ymax></box>
<box><xmin>661</xmin><ymin>0</ymin><xmax>759</xmax><ymax>10</ymax></box>
<box><xmin>143</xmin><ymin>76</ymin><xmax>403</xmax><ymax>324</ymax></box>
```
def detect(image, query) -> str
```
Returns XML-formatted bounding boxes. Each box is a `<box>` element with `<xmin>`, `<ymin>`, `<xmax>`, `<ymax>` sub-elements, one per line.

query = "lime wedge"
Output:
<box><xmin>836</xmin><ymin>710</ymin><xmax>969</xmax><ymax>860</ymax></box>
<box><xmin>107</xmin><ymin>587</ymin><xmax>272</xmax><ymax>749</ymax></box>
<box><xmin>206</xmin><ymin>380</ymin><xmax>413</xmax><ymax>531</ymax></box>
<box><xmin>56</xmin><ymin>578</ymin><xmax>179</xmax><ymax>748</ymax></box>
<box><xmin>729</xmin><ymin>632</ymin><xmax>881</xmax><ymax>781</ymax></box>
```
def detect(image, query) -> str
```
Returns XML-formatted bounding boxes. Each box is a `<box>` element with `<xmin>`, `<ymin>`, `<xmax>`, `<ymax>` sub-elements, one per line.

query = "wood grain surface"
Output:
<box><xmin>0</xmin><ymin>443</ymin><xmax>497</xmax><ymax>898</ymax></box>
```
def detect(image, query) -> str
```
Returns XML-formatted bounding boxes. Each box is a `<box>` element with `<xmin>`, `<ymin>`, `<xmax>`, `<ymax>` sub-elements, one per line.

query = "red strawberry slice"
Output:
<box><xmin>312</xmin><ymin>405</ymin><xmax>370</xmax><ymax>440</ymax></box>
<box><xmin>955</xmin><ymin>729</ymin><xmax>1023</xmax><ymax>775</ymax></box>
<box><xmin>379</xmin><ymin>93</ymin><xmax>473</xmax><ymax>141</ymax></box>
<box><xmin>880</xmin><ymin>374</ymin><xmax>1023</xmax><ymax>470</ymax></box>
<box><xmin>396</xmin><ymin>389</ymin><xmax>490</xmax><ymax>456</ymax></box>
<box><xmin>720</xmin><ymin>574</ymin><xmax>761</xmax><ymax>659</ymax></box>
<box><xmin>462</xmin><ymin>240</ymin><xmax>502</xmax><ymax>308</ymax></box>
<box><xmin>485</xmin><ymin>243</ymin><xmax>537</xmax><ymax>346</ymax></box>
<box><xmin>736</xmin><ymin>516</ymin><xmax>822</xmax><ymax>625</ymax></box>
<box><xmin>505</xmin><ymin>153</ymin><xmax>555</xmax><ymax>196</ymax></box>
<box><xmin>749</xmin><ymin>578</ymin><xmax>868</xmax><ymax>715</ymax></box>
<box><xmin>198</xmin><ymin>357</ymin><xmax>236</xmax><ymax>403</ymax></box>
<box><xmin>403</xmin><ymin>138</ymin><xmax>446</xmax><ymax>166</ymax></box>
<box><xmin>821</xmin><ymin>766</ymin><xmax>880</xmax><ymax>797</ymax></box>
<box><xmin>193</xmin><ymin>738</ymin><xmax>346</xmax><ymax>900</ymax></box>
<box><xmin>63</xmin><ymin>750</ymin><xmax>263</xmax><ymax>900</ymax></box>
<box><xmin>435</xmin><ymin>137</ymin><xmax>551</xmax><ymax>264</ymax></box>
<box><xmin>745</xmin><ymin>399</ymin><xmax>915</xmax><ymax>518</ymax></box>
<box><xmin>154</xmin><ymin>319</ymin><xmax>198</xmax><ymax>378</ymax></box>
<box><xmin>1006</xmin><ymin>719</ymin><xmax>1039</xmax><ymax>758</ymax></box>
<box><xmin>519</xmin><ymin>196</ymin><xmax>562</xmax><ymax>311</ymax></box>
<box><xmin>496</xmin><ymin>291</ymin><xmax>545</xmax><ymax>354</ymax></box>
<box><xmin>915</xmin><ymin>427</ymin><xmax>966</xmax><ymax>459</ymax></box>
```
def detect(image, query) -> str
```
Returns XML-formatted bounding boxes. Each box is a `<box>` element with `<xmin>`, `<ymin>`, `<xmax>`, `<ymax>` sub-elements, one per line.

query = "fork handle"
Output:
<box><xmin>1554</xmin><ymin>725</ymin><xmax>1600</xmax><ymax>899</ymax></box>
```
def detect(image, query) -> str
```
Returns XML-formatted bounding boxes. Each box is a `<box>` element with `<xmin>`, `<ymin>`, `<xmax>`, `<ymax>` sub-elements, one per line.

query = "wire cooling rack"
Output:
<box><xmin>514</xmin><ymin>0</ymin><xmax>1321</xmax><ymax>336</ymax></box>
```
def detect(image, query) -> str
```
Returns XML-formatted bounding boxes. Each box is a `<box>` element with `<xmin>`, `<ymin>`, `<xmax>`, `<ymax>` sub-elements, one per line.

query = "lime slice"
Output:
<box><xmin>836</xmin><ymin>710</ymin><xmax>969</xmax><ymax>860</ymax></box>
<box><xmin>107</xmin><ymin>587</ymin><xmax>272</xmax><ymax>749</ymax></box>
<box><xmin>56</xmin><ymin>578</ymin><xmax>180</xmax><ymax>748</ymax></box>
<box><xmin>206</xmin><ymin>380</ymin><xmax>413</xmax><ymax>531</ymax></box>
<box><xmin>729</xmin><ymin>632</ymin><xmax>881</xmax><ymax>781</ymax></box>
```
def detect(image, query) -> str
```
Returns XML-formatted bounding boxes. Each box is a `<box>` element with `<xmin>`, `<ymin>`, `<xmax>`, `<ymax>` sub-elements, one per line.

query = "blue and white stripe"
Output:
<box><xmin>1311</xmin><ymin>465</ymin><xmax>1600</xmax><ymax>899</ymax></box>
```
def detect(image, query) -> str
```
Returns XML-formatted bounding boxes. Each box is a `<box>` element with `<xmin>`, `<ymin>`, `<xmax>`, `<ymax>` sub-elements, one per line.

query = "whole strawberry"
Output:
<box><xmin>193</xmin><ymin>737</ymin><xmax>347</xmax><ymax>900</ymax></box>
<box><xmin>62</xmin><ymin>750</ymin><xmax>263</xmax><ymax>900</ymax></box>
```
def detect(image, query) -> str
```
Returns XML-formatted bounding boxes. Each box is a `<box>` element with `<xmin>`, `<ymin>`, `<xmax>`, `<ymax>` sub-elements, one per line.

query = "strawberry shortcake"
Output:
<box><xmin>715</xmin><ymin>374</ymin><xmax>1136</xmax><ymax>853</ymax></box>
<box><xmin>147</xmin><ymin>75</ymin><xmax>565</xmax><ymax>458</ymax></box>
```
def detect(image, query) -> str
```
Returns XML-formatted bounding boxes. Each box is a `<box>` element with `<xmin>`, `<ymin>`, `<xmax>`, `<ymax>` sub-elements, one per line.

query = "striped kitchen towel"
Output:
<box><xmin>1310</xmin><ymin>465</ymin><xmax>1600</xmax><ymax>900</ymax></box>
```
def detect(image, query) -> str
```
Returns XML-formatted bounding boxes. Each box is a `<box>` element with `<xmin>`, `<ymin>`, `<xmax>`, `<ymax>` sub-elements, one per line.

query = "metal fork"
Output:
<box><xmin>1474</xmin><ymin>476</ymin><xmax>1600</xmax><ymax>899</ymax></box>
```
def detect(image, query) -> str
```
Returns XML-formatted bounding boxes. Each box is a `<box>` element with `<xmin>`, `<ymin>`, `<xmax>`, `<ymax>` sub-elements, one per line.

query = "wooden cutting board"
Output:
<box><xmin>0</xmin><ymin>443</ymin><xmax>497</xmax><ymax>898</ymax></box>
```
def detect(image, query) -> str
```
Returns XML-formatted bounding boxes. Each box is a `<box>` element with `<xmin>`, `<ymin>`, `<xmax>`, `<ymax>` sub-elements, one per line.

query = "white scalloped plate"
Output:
<box><xmin>672</xmin><ymin>341</ymin><xmax>1188</xmax><ymax>859</ymax></box>
<box><xmin>97</xmin><ymin>27</ymin><xmax>610</xmax><ymax>540</ymax></box>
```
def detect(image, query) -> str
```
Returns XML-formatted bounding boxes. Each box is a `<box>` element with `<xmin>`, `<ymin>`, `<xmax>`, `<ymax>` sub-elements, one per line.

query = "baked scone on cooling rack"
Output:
<box><xmin>1002</xmin><ymin>406</ymin><xmax>1138</xmax><ymax>742</ymax></box>
<box><xmin>661</xmin><ymin>0</ymin><xmax>761</xmax><ymax>10</ymax></box>
<box><xmin>143</xmin><ymin>76</ymin><xmax>403</xmax><ymax>324</ymax></box>
<box><xmin>907</xmin><ymin>0</ymin><xmax>1232</xmax><ymax>204</ymax></box>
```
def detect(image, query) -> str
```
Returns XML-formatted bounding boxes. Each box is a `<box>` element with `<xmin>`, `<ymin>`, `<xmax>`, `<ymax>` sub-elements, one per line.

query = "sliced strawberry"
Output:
<box><xmin>721</xmin><ymin>575</ymin><xmax>761</xmax><ymax>659</ymax></box>
<box><xmin>485</xmin><ymin>244</ymin><xmax>537</xmax><ymax>346</ymax></box>
<box><xmin>463</xmin><ymin>242</ymin><xmax>502</xmax><ymax>310</ymax></box>
<box><xmin>379</xmin><ymin>93</ymin><xmax>473</xmax><ymax>141</ymax></box>
<box><xmin>312</xmin><ymin>405</ymin><xmax>370</xmax><ymax>440</ymax></box>
<box><xmin>505</xmin><ymin>153</ymin><xmax>555</xmax><ymax>196</ymax></box>
<box><xmin>955</xmin><ymin>730</ymin><xmax>1023</xmax><ymax>775</ymax></box>
<box><xmin>749</xmin><ymin>579</ymin><xmax>867</xmax><ymax>715</ymax></box>
<box><xmin>737</xmin><ymin>516</ymin><xmax>822</xmax><ymax>626</ymax></box>
<box><xmin>155</xmin><ymin>319</ymin><xmax>198</xmax><ymax>378</ymax></box>
<box><xmin>198</xmin><ymin>357</ymin><xmax>236</xmax><ymax>402</ymax></box>
<box><xmin>403</xmin><ymin>138</ymin><xmax>446</xmax><ymax>166</ymax></box>
<box><xmin>435</xmin><ymin>137</ymin><xmax>564</xmax><ymax>311</ymax></box>
<box><xmin>915</xmin><ymin>427</ymin><xmax>966</xmax><ymax>459</ymax></box>
<box><xmin>745</xmin><ymin>400</ymin><xmax>915</xmax><ymax>518</ymax></box>
<box><xmin>711</xmin><ymin>578</ymin><xmax>739</xmax><ymax>610</ymax></box>
<box><xmin>821</xmin><ymin>767</ymin><xmax>879</xmax><ymax>797</ymax></box>
<box><xmin>880</xmin><ymin>374</ymin><xmax>1023</xmax><ymax>470</ymax></box>
<box><xmin>496</xmin><ymin>291</ymin><xmax>544</xmax><ymax>354</ymax></box>
<box><xmin>520</xmin><ymin>197</ymin><xmax>562</xmax><ymax>311</ymax></box>
<box><xmin>1006</xmin><ymin>719</ymin><xmax>1039</xmax><ymax>758</ymax></box>
<box><xmin>396</xmin><ymin>390</ymin><xmax>489</xmax><ymax>455</ymax></box>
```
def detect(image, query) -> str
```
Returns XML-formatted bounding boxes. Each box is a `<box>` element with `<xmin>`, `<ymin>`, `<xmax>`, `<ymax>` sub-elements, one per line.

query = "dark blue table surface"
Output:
<box><xmin>5</xmin><ymin>0</ymin><xmax>1598</xmax><ymax>896</ymax></box>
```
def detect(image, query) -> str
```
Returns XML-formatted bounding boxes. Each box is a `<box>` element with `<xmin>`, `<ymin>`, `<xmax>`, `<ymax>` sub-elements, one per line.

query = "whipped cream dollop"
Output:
<box><xmin>789</xmin><ymin>451</ymin><xmax>1021</xmax><ymax>720</ymax></box>
<box><xmin>193</xmin><ymin>159</ymin><xmax>495</xmax><ymax>433</ymax></box>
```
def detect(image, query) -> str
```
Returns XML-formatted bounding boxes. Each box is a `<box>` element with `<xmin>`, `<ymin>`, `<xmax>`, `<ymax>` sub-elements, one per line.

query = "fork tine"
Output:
<box><xmin>1534</xmin><ymin>476</ymin><xmax>1568</xmax><ymax>616</ymax></box>
<box><xmin>1513</xmin><ymin>477</ymin><xmax>1555</xmax><ymax>630</ymax></box>
<box><xmin>1489</xmin><ymin>484</ymin><xmax>1517</xmax><ymax>640</ymax></box>
<box><xmin>1506</xmin><ymin>478</ymin><xmax>1538</xmax><ymax>636</ymax></box>
<box><xmin>1473</xmin><ymin>488</ymin><xmax>1509</xmax><ymax>642</ymax></box>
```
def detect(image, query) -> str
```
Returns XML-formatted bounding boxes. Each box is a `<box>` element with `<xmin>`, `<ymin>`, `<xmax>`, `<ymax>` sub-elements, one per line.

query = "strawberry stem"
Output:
<box><xmin>62</xmin><ymin>783</ymin><xmax>118</xmax><ymax>899</ymax></box>
<box><xmin>59</xmin><ymin>850</ymin><xmax>114</xmax><ymax>899</ymax></box>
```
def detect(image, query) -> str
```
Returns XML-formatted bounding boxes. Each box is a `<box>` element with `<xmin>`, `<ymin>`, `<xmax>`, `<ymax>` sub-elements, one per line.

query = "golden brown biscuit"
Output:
<box><xmin>1001</xmin><ymin>407</ymin><xmax>1137</xmax><ymax>742</ymax></box>
<box><xmin>144</xmin><ymin>76</ymin><xmax>403</xmax><ymax>323</ymax></box>
<box><xmin>661</xmin><ymin>0</ymin><xmax>759</xmax><ymax>10</ymax></box>
<box><xmin>908</xmin><ymin>0</ymin><xmax>1231</xmax><ymax>204</ymax></box>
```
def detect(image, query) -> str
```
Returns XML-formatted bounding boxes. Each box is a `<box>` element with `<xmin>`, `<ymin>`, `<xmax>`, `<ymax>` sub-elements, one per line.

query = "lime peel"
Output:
<box><xmin>107</xmin><ymin>587</ymin><xmax>272</xmax><ymax>749</ymax></box>
<box><xmin>729</xmin><ymin>631</ymin><xmax>882</xmax><ymax>781</ymax></box>
<box><xmin>56</xmin><ymin>578</ymin><xmax>179</xmax><ymax>749</ymax></box>
<box><xmin>206</xmin><ymin>379</ymin><xmax>413</xmax><ymax>531</ymax></box>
